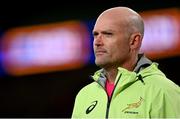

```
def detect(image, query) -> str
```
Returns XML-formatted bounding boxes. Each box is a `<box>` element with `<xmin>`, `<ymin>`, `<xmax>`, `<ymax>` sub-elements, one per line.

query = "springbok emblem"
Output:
<box><xmin>122</xmin><ymin>97</ymin><xmax>144</xmax><ymax>112</ymax></box>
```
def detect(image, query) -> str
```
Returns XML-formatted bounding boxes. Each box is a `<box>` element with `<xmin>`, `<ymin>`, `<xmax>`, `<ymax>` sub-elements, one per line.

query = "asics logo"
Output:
<box><xmin>86</xmin><ymin>100</ymin><xmax>98</xmax><ymax>114</ymax></box>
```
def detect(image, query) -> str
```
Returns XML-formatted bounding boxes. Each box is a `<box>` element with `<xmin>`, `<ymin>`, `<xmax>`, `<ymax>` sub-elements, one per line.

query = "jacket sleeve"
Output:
<box><xmin>150</xmin><ymin>83</ymin><xmax>180</xmax><ymax>118</ymax></box>
<box><xmin>71</xmin><ymin>88</ymin><xmax>86</xmax><ymax>118</ymax></box>
<box><xmin>71</xmin><ymin>93</ymin><xmax>81</xmax><ymax>118</ymax></box>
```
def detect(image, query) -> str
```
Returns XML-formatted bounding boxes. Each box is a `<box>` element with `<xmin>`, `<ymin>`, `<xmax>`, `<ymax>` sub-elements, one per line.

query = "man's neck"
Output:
<box><xmin>104</xmin><ymin>55</ymin><xmax>138</xmax><ymax>83</ymax></box>
<box><xmin>105</xmin><ymin>68</ymin><xmax>118</xmax><ymax>84</ymax></box>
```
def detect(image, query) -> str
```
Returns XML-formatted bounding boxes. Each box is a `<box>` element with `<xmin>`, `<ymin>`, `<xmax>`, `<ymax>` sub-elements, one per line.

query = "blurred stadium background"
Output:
<box><xmin>0</xmin><ymin>0</ymin><xmax>179</xmax><ymax>117</ymax></box>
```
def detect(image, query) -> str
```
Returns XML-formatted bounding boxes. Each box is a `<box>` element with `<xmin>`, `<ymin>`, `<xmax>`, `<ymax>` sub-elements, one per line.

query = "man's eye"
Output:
<box><xmin>106</xmin><ymin>33</ymin><xmax>112</xmax><ymax>35</ymax></box>
<box><xmin>93</xmin><ymin>32</ymin><xmax>98</xmax><ymax>37</ymax></box>
<box><xmin>104</xmin><ymin>32</ymin><xmax>113</xmax><ymax>36</ymax></box>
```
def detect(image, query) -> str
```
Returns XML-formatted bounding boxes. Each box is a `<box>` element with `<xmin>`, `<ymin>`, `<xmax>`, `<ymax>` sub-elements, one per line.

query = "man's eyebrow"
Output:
<box><xmin>103</xmin><ymin>29</ymin><xmax>114</xmax><ymax>32</ymax></box>
<box><xmin>101</xmin><ymin>31</ymin><xmax>114</xmax><ymax>34</ymax></box>
<box><xmin>93</xmin><ymin>29</ymin><xmax>115</xmax><ymax>34</ymax></box>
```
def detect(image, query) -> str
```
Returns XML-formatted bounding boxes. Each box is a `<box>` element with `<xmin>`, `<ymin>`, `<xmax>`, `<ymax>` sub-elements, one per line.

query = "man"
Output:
<box><xmin>72</xmin><ymin>7</ymin><xmax>180</xmax><ymax>118</ymax></box>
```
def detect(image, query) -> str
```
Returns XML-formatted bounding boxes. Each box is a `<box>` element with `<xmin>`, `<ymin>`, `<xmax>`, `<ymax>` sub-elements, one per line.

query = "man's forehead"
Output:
<box><xmin>94</xmin><ymin>18</ymin><xmax>125</xmax><ymax>31</ymax></box>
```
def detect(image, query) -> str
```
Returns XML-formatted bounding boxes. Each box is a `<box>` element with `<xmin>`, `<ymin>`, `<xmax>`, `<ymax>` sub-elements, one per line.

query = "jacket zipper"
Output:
<box><xmin>105</xmin><ymin>74</ymin><xmax>122</xmax><ymax>119</ymax></box>
<box><xmin>94</xmin><ymin>73</ymin><xmax>122</xmax><ymax>119</ymax></box>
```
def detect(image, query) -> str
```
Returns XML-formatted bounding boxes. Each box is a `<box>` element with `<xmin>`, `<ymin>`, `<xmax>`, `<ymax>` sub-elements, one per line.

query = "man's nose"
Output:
<box><xmin>94</xmin><ymin>35</ymin><xmax>103</xmax><ymax>46</ymax></box>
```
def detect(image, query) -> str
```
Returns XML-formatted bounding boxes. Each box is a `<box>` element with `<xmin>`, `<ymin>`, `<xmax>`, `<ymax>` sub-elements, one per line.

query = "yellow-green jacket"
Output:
<box><xmin>72</xmin><ymin>55</ymin><xmax>180</xmax><ymax>118</ymax></box>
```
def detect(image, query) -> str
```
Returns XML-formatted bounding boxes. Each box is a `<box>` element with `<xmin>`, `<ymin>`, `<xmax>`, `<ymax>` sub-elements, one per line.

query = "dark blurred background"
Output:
<box><xmin>0</xmin><ymin>0</ymin><xmax>179</xmax><ymax>118</ymax></box>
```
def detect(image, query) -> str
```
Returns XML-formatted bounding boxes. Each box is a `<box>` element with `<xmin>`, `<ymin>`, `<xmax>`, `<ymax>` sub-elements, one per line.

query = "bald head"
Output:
<box><xmin>93</xmin><ymin>7</ymin><xmax>145</xmax><ymax>69</ymax></box>
<box><xmin>96</xmin><ymin>7</ymin><xmax>144</xmax><ymax>37</ymax></box>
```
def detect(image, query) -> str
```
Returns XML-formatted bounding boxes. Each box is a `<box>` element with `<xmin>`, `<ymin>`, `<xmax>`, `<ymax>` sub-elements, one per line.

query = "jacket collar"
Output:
<box><xmin>133</xmin><ymin>54</ymin><xmax>152</xmax><ymax>73</ymax></box>
<box><xmin>92</xmin><ymin>54</ymin><xmax>152</xmax><ymax>86</ymax></box>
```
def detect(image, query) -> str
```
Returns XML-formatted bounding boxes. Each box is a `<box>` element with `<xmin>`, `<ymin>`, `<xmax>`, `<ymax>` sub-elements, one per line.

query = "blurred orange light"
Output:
<box><xmin>2</xmin><ymin>21</ymin><xmax>90</xmax><ymax>76</ymax></box>
<box><xmin>140</xmin><ymin>8</ymin><xmax>180</xmax><ymax>59</ymax></box>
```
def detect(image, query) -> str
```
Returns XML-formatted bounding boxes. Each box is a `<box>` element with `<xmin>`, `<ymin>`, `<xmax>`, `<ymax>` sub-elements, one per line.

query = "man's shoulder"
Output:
<box><xmin>143</xmin><ymin>73</ymin><xmax>180</xmax><ymax>95</ymax></box>
<box><xmin>76</xmin><ymin>81</ymin><xmax>98</xmax><ymax>96</ymax></box>
<box><xmin>144</xmin><ymin>72</ymin><xmax>178</xmax><ymax>86</ymax></box>
<box><xmin>139</xmin><ymin>63</ymin><xmax>179</xmax><ymax>89</ymax></box>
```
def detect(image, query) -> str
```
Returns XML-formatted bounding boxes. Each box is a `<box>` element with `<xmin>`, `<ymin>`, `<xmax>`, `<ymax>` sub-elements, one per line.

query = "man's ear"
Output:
<box><xmin>129</xmin><ymin>33</ymin><xmax>142</xmax><ymax>50</ymax></box>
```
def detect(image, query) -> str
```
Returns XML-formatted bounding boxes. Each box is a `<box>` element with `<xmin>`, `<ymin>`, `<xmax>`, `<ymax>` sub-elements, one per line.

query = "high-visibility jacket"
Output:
<box><xmin>72</xmin><ymin>55</ymin><xmax>180</xmax><ymax>118</ymax></box>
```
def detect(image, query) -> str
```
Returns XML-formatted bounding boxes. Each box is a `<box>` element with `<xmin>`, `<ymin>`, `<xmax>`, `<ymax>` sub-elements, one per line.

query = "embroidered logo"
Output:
<box><xmin>122</xmin><ymin>97</ymin><xmax>144</xmax><ymax>113</ymax></box>
<box><xmin>86</xmin><ymin>100</ymin><xmax>98</xmax><ymax>114</ymax></box>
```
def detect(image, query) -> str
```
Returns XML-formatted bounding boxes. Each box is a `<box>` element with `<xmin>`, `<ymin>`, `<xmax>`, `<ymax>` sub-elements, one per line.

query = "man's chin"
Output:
<box><xmin>95</xmin><ymin>61</ymin><xmax>106</xmax><ymax>68</ymax></box>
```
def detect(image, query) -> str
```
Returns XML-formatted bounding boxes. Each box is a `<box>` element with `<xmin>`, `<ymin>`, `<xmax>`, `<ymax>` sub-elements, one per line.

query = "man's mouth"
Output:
<box><xmin>95</xmin><ymin>50</ymin><xmax>107</xmax><ymax>55</ymax></box>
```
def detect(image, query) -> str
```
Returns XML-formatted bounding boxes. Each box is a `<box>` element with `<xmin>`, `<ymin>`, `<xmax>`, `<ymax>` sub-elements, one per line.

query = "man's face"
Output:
<box><xmin>93</xmin><ymin>16</ymin><xmax>131</xmax><ymax>68</ymax></box>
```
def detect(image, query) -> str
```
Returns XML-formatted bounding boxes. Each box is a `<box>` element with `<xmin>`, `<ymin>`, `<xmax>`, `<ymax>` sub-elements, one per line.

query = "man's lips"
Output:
<box><xmin>95</xmin><ymin>50</ymin><xmax>107</xmax><ymax>55</ymax></box>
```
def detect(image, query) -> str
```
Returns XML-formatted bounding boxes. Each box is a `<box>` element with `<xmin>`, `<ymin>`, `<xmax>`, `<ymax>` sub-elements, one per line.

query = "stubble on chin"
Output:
<box><xmin>95</xmin><ymin>58</ymin><xmax>106</xmax><ymax>68</ymax></box>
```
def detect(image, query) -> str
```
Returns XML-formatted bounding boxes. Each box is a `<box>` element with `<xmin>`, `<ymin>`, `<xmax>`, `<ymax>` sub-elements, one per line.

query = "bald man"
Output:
<box><xmin>72</xmin><ymin>7</ymin><xmax>180</xmax><ymax>118</ymax></box>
